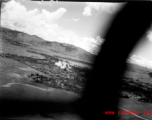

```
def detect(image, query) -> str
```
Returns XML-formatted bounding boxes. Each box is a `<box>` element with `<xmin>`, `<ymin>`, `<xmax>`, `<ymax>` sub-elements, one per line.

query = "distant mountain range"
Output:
<box><xmin>1</xmin><ymin>27</ymin><xmax>96</xmax><ymax>63</ymax></box>
<box><xmin>127</xmin><ymin>55</ymin><xmax>152</xmax><ymax>70</ymax></box>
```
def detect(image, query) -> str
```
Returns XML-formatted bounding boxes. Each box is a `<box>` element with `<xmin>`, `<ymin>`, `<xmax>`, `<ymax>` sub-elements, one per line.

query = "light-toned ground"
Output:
<box><xmin>118</xmin><ymin>98</ymin><xmax>152</xmax><ymax>120</ymax></box>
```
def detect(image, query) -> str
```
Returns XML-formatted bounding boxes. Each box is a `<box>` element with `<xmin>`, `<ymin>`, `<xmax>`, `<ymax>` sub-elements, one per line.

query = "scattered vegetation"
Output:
<box><xmin>119</xmin><ymin>77</ymin><xmax>152</xmax><ymax>103</ymax></box>
<box><xmin>0</xmin><ymin>52</ymin><xmax>88</xmax><ymax>93</ymax></box>
<box><xmin>28</xmin><ymin>73</ymin><xmax>84</xmax><ymax>93</ymax></box>
<box><xmin>1</xmin><ymin>52</ymin><xmax>152</xmax><ymax>101</ymax></box>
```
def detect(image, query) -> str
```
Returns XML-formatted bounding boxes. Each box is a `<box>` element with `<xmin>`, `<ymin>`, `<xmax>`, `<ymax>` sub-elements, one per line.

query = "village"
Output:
<box><xmin>0</xmin><ymin>52</ymin><xmax>87</xmax><ymax>93</ymax></box>
<box><xmin>1</xmin><ymin>52</ymin><xmax>152</xmax><ymax>97</ymax></box>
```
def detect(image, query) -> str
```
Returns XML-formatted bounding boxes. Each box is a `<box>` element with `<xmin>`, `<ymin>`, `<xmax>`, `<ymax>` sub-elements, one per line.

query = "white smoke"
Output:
<box><xmin>55</xmin><ymin>61</ymin><xmax>71</xmax><ymax>70</ymax></box>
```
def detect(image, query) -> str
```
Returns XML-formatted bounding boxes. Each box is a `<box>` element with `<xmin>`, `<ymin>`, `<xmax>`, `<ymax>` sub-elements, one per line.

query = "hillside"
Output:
<box><xmin>124</xmin><ymin>62</ymin><xmax>152</xmax><ymax>84</ymax></box>
<box><xmin>0</xmin><ymin>26</ymin><xmax>93</xmax><ymax>95</ymax></box>
<box><xmin>1</xmin><ymin>27</ymin><xmax>95</xmax><ymax>64</ymax></box>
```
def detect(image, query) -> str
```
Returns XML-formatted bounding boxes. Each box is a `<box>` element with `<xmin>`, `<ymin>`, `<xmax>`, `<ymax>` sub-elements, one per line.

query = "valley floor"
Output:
<box><xmin>1</xmin><ymin>52</ymin><xmax>152</xmax><ymax>120</ymax></box>
<box><xmin>0</xmin><ymin>52</ymin><xmax>88</xmax><ymax>94</ymax></box>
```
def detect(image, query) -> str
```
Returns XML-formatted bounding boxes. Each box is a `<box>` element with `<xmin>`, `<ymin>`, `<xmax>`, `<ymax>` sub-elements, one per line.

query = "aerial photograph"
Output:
<box><xmin>1</xmin><ymin>0</ymin><xmax>152</xmax><ymax>120</ymax></box>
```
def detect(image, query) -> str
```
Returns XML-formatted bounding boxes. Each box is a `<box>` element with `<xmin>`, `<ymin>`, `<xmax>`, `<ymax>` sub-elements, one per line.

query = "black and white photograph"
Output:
<box><xmin>1</xmin><ymin>0</ymin><xmax>152</xmax><ymax>120</ymax></box>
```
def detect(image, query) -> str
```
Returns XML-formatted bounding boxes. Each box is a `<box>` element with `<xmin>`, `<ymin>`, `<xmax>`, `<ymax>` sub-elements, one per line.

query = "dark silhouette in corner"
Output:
<box><xmin>1</xmin><ymin>1</ymin><xmax>152</xmax><ymax>120</ymax></box>
<box><xmin>74</xmin><ymin>2</ymin><xmax>152</xmax><ymax>120</ymax></box>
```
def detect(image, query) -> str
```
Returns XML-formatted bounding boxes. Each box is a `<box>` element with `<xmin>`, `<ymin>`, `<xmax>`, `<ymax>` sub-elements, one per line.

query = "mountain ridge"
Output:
<box><xmin>1</xmin><ymin>27</ymin><xmax>95</xmax><ymax>63</ymax></box>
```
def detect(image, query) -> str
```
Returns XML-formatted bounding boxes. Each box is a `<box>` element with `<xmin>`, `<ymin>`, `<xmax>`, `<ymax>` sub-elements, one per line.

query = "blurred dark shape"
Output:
<box><xmin>148</xmin><ymin>72</ymin><xmax>152</xmax><ymax>78</ymax></box>
<box><xmin>0</xmin><ymin>0</ymin><xmax>11</xmax><ymax>10</ymax></box>
<box><xmin>74</xmin><ymin>2</ymin><xmax>152</xmax><ymax>120</ymax></box>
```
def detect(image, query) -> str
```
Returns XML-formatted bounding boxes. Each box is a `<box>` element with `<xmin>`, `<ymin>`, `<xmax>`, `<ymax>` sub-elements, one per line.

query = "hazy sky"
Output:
<box><xmin>1</xmin><ymin>0</ymin><xmax>152</xmax><ymax>68</ymax></box>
